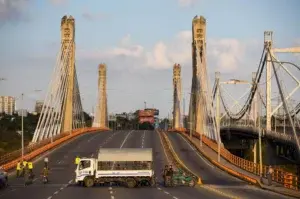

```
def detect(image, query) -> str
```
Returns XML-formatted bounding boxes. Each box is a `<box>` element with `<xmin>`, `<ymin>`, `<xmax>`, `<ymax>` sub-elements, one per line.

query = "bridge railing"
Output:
<box><xmin>182</xmin><ymin>130</ymin><xmax>299</xmax><ymax>190</ymax></box>
<box><xmin>0</xmin><ymin>127</ymin><xmax>106</xmax><ymax>168</ymax></box>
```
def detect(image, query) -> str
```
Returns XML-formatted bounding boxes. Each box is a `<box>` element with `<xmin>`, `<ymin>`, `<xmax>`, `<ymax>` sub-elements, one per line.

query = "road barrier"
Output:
<box><xmin>179</xmin><ymin>130</ymin><xmax>299</xmax><ymax>191</ymax></box>
<box><xmin>0</xmin><ymin>127</ymin><xmax>108</xmax><ymax>171</ymax></box>
<box><xmin>158</xmin><ymin>130</ymin><xmax>202</xmax><ymax>185</ymax></box>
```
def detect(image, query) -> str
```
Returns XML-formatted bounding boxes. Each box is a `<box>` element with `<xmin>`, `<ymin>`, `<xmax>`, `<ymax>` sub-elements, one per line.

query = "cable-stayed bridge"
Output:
<box><xmin>0</xmin><ymin>15</ymin><xmax>299</xmax><ymax>199</ymax></box>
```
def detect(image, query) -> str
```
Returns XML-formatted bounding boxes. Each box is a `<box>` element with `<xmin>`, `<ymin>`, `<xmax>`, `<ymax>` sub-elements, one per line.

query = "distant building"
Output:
<box><xmin>0</xmin><ymin>96</ymin><xmax>15</xmax><ymax>115</ymax></box>
<box><xmin>35</xmin><ymin>100</ymin><xmax>44</xmax><ymax>114</ymax></box>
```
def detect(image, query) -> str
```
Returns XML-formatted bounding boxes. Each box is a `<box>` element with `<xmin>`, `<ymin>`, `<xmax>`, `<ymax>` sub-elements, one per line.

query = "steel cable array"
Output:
<box><xmin>32</xmin><ymin>37</ymin><xmax>85</xmax><ymax>142</ymax></box>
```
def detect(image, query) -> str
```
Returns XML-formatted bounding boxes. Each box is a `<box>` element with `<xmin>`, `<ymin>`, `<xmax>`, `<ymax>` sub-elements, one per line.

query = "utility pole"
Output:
<box><xmin>144</xmin><ymin>101</ymin><xmax>146</xmax><ymax>109</ymax></box>
<box><xmin>21</xmin><ymin>93</ymin><xmax>24</xmax><ymax>161</ymax></box>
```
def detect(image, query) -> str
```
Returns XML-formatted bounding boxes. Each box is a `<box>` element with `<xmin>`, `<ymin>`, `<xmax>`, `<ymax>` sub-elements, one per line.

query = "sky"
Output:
<box><xmin>0</xmin><ymin>0</ymin><xmax>299</xmax><ymax>118</ymax></box>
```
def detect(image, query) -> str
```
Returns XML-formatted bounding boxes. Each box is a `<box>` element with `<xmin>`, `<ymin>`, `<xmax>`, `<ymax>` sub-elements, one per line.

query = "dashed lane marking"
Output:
<box><xmin>156</xmin><ymin>186</ymin><xmax>180</xmax><ymax>199</ymax></box>
<box><xmin>109</xmin><ymin>186</ymin><xmax>115</xmax><ymax>199</ymax></box>
<box><xmin>141</xmin><ymin>130</ymin><xmax>146</xmax><ymax>148</ymax></box>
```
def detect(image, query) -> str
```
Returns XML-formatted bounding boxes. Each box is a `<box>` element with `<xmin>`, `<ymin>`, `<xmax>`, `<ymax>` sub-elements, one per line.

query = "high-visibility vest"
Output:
<box><xmin>28</xmin><ymin>162</ymin><xmax>33</xmax><ymax>169</ymax></box>
<box><xmin>23</xmin><ymin>161</ymin><xmax>27</xmax><ymax>167</ymax></box>
<box><xmin>75</xmin><ymin>157</ymin><xmax>80</xmax><ymax>165</ymax></box>
<box><xmin>17</xmin><ymin>163</ymin><xmax>21</xmax><ymax>170</ymax></box>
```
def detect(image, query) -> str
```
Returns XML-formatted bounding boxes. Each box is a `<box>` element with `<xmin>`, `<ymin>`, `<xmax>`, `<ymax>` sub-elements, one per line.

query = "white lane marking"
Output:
<box><xmin>108</xmin><ymin>187</ymin><xmax>112</xmax><ymax>190</ymax></box>
<box><xmin>178</xmin><ymin>134</ymin><xmax>214</xmax><ymax>168</ymax></box>
<box><xmin>60</xmin><ymin>187</ymin><xmax>64</xmax><ymax>190</ymax></box>
<box><xmin>120</xmin><ymin>130</ymin><xmax>134</xmax><ymax>148</ymax></box>
<box><xmin>141</xmin><ymin>130</ymin><xmax>146</xmax><ymax>148</ymax></box>
<box><xmin>68</xmin><ymin>179</ymin><xmax>73</xmax><ymax>184</ymax></box>
<box><xmin>54</xmin><ymin>191</ymin><xmax>58</xmax><ymax>195</ymax></box>
<box><xmin>47</xmin><ymin>197</ymin><xmax>52</xmax><ymax>199</ymax></box>
<box><xmin>111</xmin><ymin>196</ymin><xmax>115</xmax><ymax>199</ymax></box>
<box><xmin>156</xmin><ymin>186</ymin><xmax>180</xmax><ymax>199</ymax></box>
<box><xmin>110</xmin><ymin>191</ymin><xmax>113</xmax><ymax>194</ymax></box>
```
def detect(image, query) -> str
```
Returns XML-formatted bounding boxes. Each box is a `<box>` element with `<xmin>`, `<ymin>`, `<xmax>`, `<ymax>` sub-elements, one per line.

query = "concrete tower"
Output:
<box><xmin>93</xmin><ymin>64</ymin><xmax>108</xmax><ymax>128</ymax></box>
<box><xmin>189</xmin><ymin>15</ymin><xmax>207</xmax><ymax>134</ymax></box>
<box><xmin>61</xmin><ymin>15</ymin><xmax>76</xmax><ymax>133</ymax></box>
<box><xmin>173</xmin><ymin>64</ymin><xmax>182</xmax><ymax>129</ymax></box>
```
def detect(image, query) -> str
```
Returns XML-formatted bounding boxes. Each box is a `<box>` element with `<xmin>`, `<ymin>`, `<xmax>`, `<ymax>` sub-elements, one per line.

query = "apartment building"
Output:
<box><xmin>0</xmin><ymin>96</ymin><xmax>16</xmax><ymax>115</ymax></box>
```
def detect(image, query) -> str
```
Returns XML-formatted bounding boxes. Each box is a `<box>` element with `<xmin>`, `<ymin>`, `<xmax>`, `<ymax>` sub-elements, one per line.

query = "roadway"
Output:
<box><xmin>167</xmin><ymin>132</ymin><xmax>294</xmax><ymax>199</ymax></box>
<box><xmin>0</xmin><ymin>130</ymin><xmax>239</xmax><ymax>199</ymax></box>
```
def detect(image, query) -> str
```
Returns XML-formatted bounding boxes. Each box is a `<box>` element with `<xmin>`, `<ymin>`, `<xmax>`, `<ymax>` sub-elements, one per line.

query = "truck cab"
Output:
<box><xmin>75</xmin><ymin>158</ymin><xmax>96</xmax><ymax>183</ymax></box>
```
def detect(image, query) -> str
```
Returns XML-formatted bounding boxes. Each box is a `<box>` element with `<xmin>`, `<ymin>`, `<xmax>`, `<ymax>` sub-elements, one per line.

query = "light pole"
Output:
<box><xmin>20</xmin><ymin>89</ymin><xmax>42</xmax><ymax>161</ymax></box>
<box><xmin>21</xmin><ymin>93</ymin><xmax>24</xmax><ymax>161</ymax></box>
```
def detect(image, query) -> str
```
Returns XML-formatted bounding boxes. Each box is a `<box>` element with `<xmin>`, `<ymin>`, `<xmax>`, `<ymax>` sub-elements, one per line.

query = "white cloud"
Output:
<box><xmin>49</xmin><ymin>0</ymin><xmax>68</xmax><ymax>5</ymax></box>
<box><xmin>82</xmin><ymin>11</ymin><xmax>107</xmax><ymax>21</ymax></box>
<box><xmin>0</xmin><ymin>0</ymin><xmax>30</xmax><ymax>24</ymax></box>
<box><xmin>178</xmin><ymin>0</ymin><xmax>198</xmax><ymax>7</ymax></box>
<box><xmin>77</xmin><ymin>30</ymin><xmax>260</xmax><ymax>75</ymax></box>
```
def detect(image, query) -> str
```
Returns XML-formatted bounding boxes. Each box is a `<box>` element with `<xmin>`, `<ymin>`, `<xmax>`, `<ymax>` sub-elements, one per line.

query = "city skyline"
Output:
<box><xmin>0</xmin><ymin>0</ymin><xmax>299</xmax><ymax>118</ymax></box>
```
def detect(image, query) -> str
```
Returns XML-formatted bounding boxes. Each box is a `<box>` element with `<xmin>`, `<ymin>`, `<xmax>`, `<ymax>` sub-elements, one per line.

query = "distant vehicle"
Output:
<box><xmin>75</xmin><ymin>148</ymin><xmax>156</xmax><ymax>188</ymax></box>
<box><xmin>0</xmin><ymin>168</ymin><xmax>8</xmax><ymax>188</ymax></box>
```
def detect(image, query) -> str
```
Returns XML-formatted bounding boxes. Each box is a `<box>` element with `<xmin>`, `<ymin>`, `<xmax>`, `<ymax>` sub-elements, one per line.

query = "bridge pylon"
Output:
<box><xmin>93</xmin><ymin>64</ymin><xmax>108</xmax><ymax>128</ymax></box>
<box><xmin>173</xmin><ymin>64</ymin><xmax>182</xmax><ymax>129</ymax></box>
<box><xmin>189</xmin><ymin>16</ymin><xmax>210</xmax><ymax>135</ymax></box>
<box><xmin>32</xmin><ymin>15</ymin><xmax>85</xmax><ymax>143</ymax></box>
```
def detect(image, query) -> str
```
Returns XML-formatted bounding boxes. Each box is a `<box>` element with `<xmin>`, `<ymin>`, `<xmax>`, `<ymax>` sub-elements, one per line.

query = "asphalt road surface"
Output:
<box><xmin>167</xmin><ymin>132</ymin><xmax>294</xmax><ymax>199</ymax></box>
<box><xmin>0</xmin><ymin>130</ymin><xmax>247</xmax><ymax>199</ymax></box>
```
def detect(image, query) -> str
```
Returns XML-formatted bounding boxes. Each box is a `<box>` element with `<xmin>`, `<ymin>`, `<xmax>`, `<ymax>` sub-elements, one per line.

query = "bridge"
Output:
<box><xmin>0</xmin><ymin>15</ymin><xmax>299</xmax><ymax>199</ymax></box>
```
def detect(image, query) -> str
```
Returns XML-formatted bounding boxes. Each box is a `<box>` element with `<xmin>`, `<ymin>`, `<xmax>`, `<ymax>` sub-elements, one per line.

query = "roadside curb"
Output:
<box><xmin>178</xmin><ymin>132</ymin><xmax>262</xmax><ymax>188</ymax></box>
<box><xmin>177</xmin><ymin>132</ymin><xmax>300</xmax><ymax>199</ymax></box>
<box><xmin>1</xmin><ymin>128</ymin><xmax>107</xmax><ymax>172</ymax></box>
<box><xmin>158</xmin><ymin>130</ymin><xmax>203</xmax><ymax>185</ymax></box>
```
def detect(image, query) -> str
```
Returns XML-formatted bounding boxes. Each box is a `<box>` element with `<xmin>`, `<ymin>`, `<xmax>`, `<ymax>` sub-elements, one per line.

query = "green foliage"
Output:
<box><xmin>0</xmin><ymin>111</ymin><xmax>92</xmax><ymax>155</ymax></box>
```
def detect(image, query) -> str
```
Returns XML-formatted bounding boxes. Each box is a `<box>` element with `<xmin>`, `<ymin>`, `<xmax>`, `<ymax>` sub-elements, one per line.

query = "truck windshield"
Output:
<box><xmin>98</xmin><ymin>161</ymin><xmax>152</xmax><ymax>170</ymax></box>
<box><xmin>79</xmin><ymin>160</ymin><xmax>91</xmax><ymax>170</ymax></box>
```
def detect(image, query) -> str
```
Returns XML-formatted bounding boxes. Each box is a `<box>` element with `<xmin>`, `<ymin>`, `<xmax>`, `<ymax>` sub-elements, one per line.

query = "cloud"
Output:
<box><xmin>178</xmin><ymin>0</ymin><xmax>198</xmax><ymax>7</ymax></box>
<box><xmin>0</xmin><ymin>0</ymin><xmax>30</xmax><ymax>25</ymax></box>
<box><xmin>82</xmin><ymin>11</ymin><xmax>107</xmax><ymax>21</ymax></box>
<box><xmin>48</xmin><ymin>0</ymin><xmax>68</xmax><ymax>5</ymax></box>
<box><xmin>77</xmin><ymin>30</ymin><xmax>261</xmax><ymax>75</ymax></box>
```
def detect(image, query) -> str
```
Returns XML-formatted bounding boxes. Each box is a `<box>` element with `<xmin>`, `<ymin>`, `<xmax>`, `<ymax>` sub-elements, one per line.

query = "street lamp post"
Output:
<box><xmin>21</xmin><ymin>93</ymin><xmax>24</xmax><ymax>161</ymax></box>
<box><xmin>20</xmin><ymin>89</ymin><xmax>42</xmax><ymax>161</ymax></box>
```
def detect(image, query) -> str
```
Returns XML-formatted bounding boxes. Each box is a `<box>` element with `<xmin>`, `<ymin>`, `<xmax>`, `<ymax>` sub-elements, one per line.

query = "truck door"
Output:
<box><xmin>78</xmin><ymin>160</ymin><xmax>94</xmax><ymax>177</ymax></box>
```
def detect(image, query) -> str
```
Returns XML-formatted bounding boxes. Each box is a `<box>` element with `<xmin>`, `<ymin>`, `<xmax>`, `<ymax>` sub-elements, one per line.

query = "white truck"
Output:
<box><xmin>75</xmin><ymin>148</ymin><xmax>156</xmax><ymax>188</ymax></box>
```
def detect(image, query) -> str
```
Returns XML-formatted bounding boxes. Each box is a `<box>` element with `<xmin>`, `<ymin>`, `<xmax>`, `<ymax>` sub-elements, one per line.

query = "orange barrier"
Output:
<box><xmin>178</xmin><ymin>130</ymin><xmax>299</xmax><ymax>191</ymax></box>
<box><xmin>0</xmin><ymin>127</ymin><xmax>108</xmax><ymax>171</ymax></box>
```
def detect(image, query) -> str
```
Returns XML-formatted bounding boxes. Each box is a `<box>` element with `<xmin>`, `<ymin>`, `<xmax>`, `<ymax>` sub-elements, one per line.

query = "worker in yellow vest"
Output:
<box><xmin>21</xmin><ymin>160</ymin><xmax>28</xmax><ymax>177</ymax></box>
<box><xmin>75</xmin><ymin>156</ymin><xmax>80</xmax><ymax>165</ymax></box>
<box><xmin>28</xmin><ymin>161</ymin><xmax>33</xmax><ymax>176</ymax></box>
<box><xmin>16</xmin><ymin>161</ymin><xmax>21</xmax><ymax>177</ymax></box>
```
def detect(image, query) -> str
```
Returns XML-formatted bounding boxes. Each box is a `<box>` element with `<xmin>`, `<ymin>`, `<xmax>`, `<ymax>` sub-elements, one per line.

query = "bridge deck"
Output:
<box><xmin>184</xmin><ymin>133</ymin><xmax>300</xmax><ymax>198</ymax></box>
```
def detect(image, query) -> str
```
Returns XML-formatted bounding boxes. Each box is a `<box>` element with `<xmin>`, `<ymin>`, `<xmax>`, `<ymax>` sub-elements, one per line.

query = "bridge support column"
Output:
<box><xmin>93</xmin><ymin>64</ymin><xmax>108</xmax><ymax>128</ymax></box>
<box><xmin>61</xmin><ymin>16</ymin><xmax>75</xmax><ymax>133</ymax></box>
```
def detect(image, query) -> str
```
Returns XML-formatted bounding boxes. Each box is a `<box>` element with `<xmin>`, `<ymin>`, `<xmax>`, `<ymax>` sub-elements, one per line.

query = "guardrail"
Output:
<box><xmin>0</xmin><ymin>127</ymin><xmax>108</xmax><ymax>171</ymax></box>
<box><xmin>180</xmin><ymin>130</ymin><xmax>299</xmax><ymax>191</ymax></box>
<box><xmin>157</xmin><ymin>130</ymin><xmax>202</xmax><ymax>185</ymax></box>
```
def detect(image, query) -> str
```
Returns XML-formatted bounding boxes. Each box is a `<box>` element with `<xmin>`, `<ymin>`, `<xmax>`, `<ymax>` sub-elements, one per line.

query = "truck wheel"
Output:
<box><xmin>126</xmin><ymin>178</ymin><xmax>136</xmax><ymax>188</ymax></box>
<box><xmin>84</xmin><ymin>177</ymin><xmax>94</xmax><ymax>188</ymax></box>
